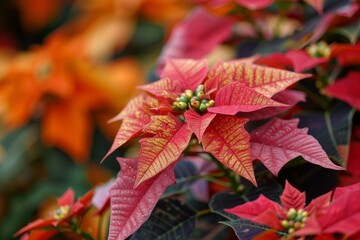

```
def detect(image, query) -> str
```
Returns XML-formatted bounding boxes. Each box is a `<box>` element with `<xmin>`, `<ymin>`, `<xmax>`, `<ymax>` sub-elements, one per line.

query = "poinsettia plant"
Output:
<box><xmin>12</xmin><ymin>0</ymin><xmax>360</xmax><ymax>239</ymax></box>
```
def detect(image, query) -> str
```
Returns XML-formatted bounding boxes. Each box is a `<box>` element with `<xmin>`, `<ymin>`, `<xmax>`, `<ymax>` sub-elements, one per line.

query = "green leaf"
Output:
<box><xmin>0</xmin><ymin>125</ymin><xmax>39</xmax><ymax>187</ymax></box>
<box><xmin>163</xmin><ymin>160</ymin><xmax>197</xmax><ymax>198</ymax></box>
<box><xmin>209</xmin><ymin>180</ymin><xmax>282</xmax><ymax>220</ymax></box>
<box><xmin>130</xmin><ymin>199</ymin><xmax>196</xmax><ymax>240</ymax></box>
<box><xmin>298</xmin><ymin>102</ymin><xmax>355</xmax><ymax>166</ymax></box>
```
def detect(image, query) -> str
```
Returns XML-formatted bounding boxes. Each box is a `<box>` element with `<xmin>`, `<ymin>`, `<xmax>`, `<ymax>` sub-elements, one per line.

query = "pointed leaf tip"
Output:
<box><xmin>135</xmin><ymin>114</ymin><xmax>192</xmax><ymax>186</ymax></box>
<box><xmin>184</xmin><ymin>110</ymin><xmax>216</xmax><ymax>142</ymax></box>
<box><xmin>202</xmin><ymin>115</ymin><xmax>257</xmax><ymax>186</ymax></box>
<box><xmin>108</xmin><ymin>157</ymin><xmax>176</xmax><ymax>240</ymax></box>
<box><xmin>208</xmin><ymin>62</ymin><xmax>311</xmax><ymax>98</ymax></box>
<box><xmin>250</xmin><ymin>118</ymin><xmax>344</xmax><ymax>176</ymax></box>
<box><xmin>280</xmin><ymin>180</ymin><xmax>306</xmax><ymax>210</ymax></box>
<box><xmin>209</xmin><ymin>82</ymin><xmax>287</xmax><ymax>115</ymax></box>
<box><xmin>161</xmin><ymin>58</ymin><xmax>208</xmax><ymax>91</ymax></box>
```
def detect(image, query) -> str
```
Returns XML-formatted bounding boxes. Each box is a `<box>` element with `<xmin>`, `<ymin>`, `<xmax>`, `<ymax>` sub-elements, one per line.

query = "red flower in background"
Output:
<box><xmin>226</xmin><ymin>181</ymin><xmax>360</xmax><ymax>239</ymax></box>
<box><xmin>15</xmin><ymin>189</ymin><xmax>94</xmax><ymax>240</ymax></box>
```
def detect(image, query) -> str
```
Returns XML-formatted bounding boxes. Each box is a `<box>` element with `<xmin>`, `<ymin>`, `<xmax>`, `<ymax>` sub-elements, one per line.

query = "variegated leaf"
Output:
<box><xmin>135</xmin><ymin>114</ymin><xmax>193</xmax><ymax>186</ymax></box>
<box><xmin>208</xmin><ymin>82</ymin><xmax>286</xmax><ymax>115</ymax></box>
<box><xmin>237</xmin><ymin>90</ymin><xmax>306</xmax><ymax>120</ymax></box>
<box><xmin>108</xmin><ymin>158</ymin><xmax>175</xmax><ymax>240</ymax></box>
<box><xmin>202</xmin><ymin>115</ymin><xmax>256</xmax><ymax>185</ymax></box>
<box><xmin>138</xmin><ymin>77</ymin><xmax>181</xmax><ymax>99</ymax></box>
<box><xmin>184</xmin><ymin>109</ymin><xmax>216</xmax><ymax>142</ymax></box>
<box><xmin>103</xmin><ymin>101</ymin><xmax>153</xmax><ymax>161</ymax></box>
<box><xmin>161</xmin><ymin>58</ymin><xmax>208</xmax><ymax>91</ymax></box>
<box><xmin>250</xmin><ymin>118</ymin><xmax>344</xmax><ymax>176</ymax></box>
<box><xmin>208</xmin><ymin>62</ymin><xmax>311</xmax><ymax>97</ymax></box>
<box><xmin>109</xmin><ymin>94</ymin><xmax>146</xmax><ymax>123</ymax></box>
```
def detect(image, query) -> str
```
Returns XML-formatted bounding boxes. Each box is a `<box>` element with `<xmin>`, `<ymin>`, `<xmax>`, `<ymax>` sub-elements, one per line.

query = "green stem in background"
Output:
<box><xmin>70</xmin><ymin>217</ymin><xmax>95</xmax><ymax>240</ymax></box>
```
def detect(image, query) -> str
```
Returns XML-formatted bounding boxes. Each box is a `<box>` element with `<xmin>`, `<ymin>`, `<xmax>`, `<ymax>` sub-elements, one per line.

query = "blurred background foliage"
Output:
<box><xmin>0</xmin><ymin>0</ymin><xmax>193</xmax><ymax>238</ymax></box>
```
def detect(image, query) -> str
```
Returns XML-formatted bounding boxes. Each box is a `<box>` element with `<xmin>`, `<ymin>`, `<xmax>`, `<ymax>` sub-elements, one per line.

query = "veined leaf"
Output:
<box><xmin>202</xmin><ymin>115</ymin><xmax>256</xmax><ymax>185</ymax></box>
<box><xmin>108</xmin><ymin>158</ymin><xmax>175</xmax><ymax>240</ymax></box>
<box><xmin>130</xmin><ymin>199</ymin><xmax>196</xmax><ymax>240</ymax></box>
<box><xmin>109</xmin><ymin>94</ymin><xmax>146</xmax><ymax>123</ymax></box>
<box><xmin>237</xmin><ymin>90</ymin><xmax>306</xmax><ymax>120</ymax></box>
<box><xmin>297</xmin><ymin>103</ymin><xmax>355</xmax><ymax>166</ymax></box>
<box><xmin>161</xmin><ymin>59</ymin><xmax>208</xmax><ymax>91</ymax></box>
<box><xmin>280</xmin><ymin>180</ymin><xmax>306</xmax><ymax>210</ymax></box>
<box><xmin>250</xmin><ymin>118</ymin><xmax>344</xmax><ymax>176</ymax></box>
<box><xmin>207</xmin><ymin>62</ymin><xmax>311</xmax><ymax>97</ymax></box>
<box><xmin>208</xmin><ymin>82</ymin><xmax>286</xmax><ymax>115</ymax></box>
<box><xmin>163</xmin><ymin>160</ymin><xmax>197</xmax><ymax>198</ymax></box>
<box><xmin>184</xmin><ymin>110</ymin><xmax>216</xmax><ymax>142</ymax></box>
<box><xmin>103</xmin><ymin>101</ymin><xmax>153</xmax><ymax>161</ymax></box>
<box><xmin>138</xmin><ymin>77</ymin><xmax>181</xmax><ymax>99</ymax></box>
<box><xmin>136</xmin><ymin>114</ymin><xmax>192</xmax><ymax>186</ymax></box>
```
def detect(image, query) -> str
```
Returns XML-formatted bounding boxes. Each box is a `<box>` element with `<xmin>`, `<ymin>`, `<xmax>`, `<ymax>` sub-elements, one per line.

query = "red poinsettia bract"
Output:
<box><xmin>226</xmin><ymin>181</ymin><xmax>360</xmax><ymax>239</ymax></box>
<box><xmin>105</xmin><ymin>58</ymin><xmax>343</xmax><ymax>186</ymax></box>
<box><xmin>15</xmin><ymin>189</ymin><xmax>94</xmax><ymax>240</ymax></box>
<box><xmin>104</xmin><ymin>58</ymin><xmax>345</xmax><ymax>239</ymax></box>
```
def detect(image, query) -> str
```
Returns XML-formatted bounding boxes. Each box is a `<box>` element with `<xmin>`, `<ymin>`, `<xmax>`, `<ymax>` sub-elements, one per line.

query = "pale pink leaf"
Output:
<box><xmin>235</xmin><ymin>0</ymin><xmax>273</xmax><ymax>10</ymax></box>
<box><xmin>250</xmin><ymin>118</ymin><xmax>344</xmax><ymax>176</ymax></box>
<box><xmin>92</xmin><ymin>179</ymin><xmax>115</xmax><ymax>214</ymax></box>
<box><xmin>108</xmin><ymin>157</ymin><xmax>175</xmax><ymax>240</ymax></box>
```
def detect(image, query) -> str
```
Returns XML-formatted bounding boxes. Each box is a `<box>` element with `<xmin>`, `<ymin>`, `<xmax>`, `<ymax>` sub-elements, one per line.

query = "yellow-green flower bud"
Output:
<box><xmin>206</xmin><ymin>99</ymin><xmax>215</xmax><ymax>108</ymax></box>
<box><xmin>281</xmin><ymin>220</ymin><xmax>290</xmax><ymax>228</ymax></box>
<box><xmin>184</xmin><ymin>89</ymin><xmax>193</xmax><ymax>99</ymax></box>
<box><xmin>178</xmin><ymin>101</ymin><xmax>188</xmax><ymax>110</ymax></box>
<box><xmin>179</xmin><ymin>95</ymin><xmax>188</xmax><ymax>103</ymax></box>
<box><xmin>199</xmin><ymin>103</ymin><xmax>207</xmax><ymax>112</ymax></box>
<box><xmin>191</xmin><ymin>99</ymin><xmax>200</xmax><ymax>109</ymax></box>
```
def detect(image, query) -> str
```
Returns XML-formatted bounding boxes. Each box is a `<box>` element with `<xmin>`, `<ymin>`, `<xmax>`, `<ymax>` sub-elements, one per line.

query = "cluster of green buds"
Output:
<box><xmin>281</xmin><ymin>208</ymin><xmax>308</xmax><ymax>234</ymax></box>
<box><xmin>307</xmin><ymin>41</ymin><xmax>331</xmax><ymax>58</ymax></box>
<box><xmin>172</xmin><ymin>85</ymin><xmax>215</xmax><ymax>113</ymax></box>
